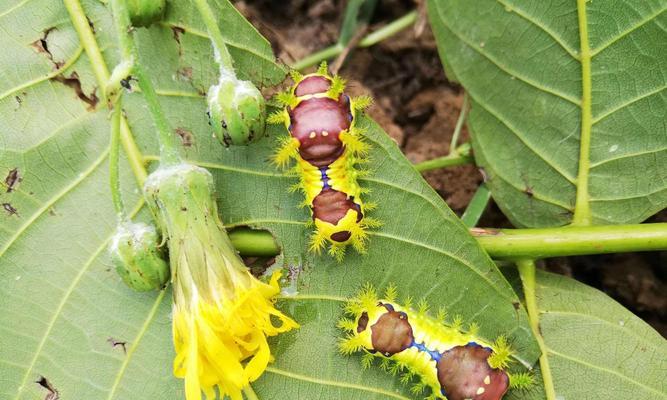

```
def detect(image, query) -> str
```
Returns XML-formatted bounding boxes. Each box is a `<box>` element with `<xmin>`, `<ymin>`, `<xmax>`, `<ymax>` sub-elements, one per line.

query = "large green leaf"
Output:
<box><xmin>428</xmin><ymin>0</ymin><xmax>667</xmax><ymax>228</ymax></box>
<box><xmin>0</xmin><ymin>0</ymin><xmax>537</xmax><ymax>399</ymax></box>
<box><xmin>504</xmin><ymin>269</ymin><xmax>667</xmax><ymax>400</ymax></box>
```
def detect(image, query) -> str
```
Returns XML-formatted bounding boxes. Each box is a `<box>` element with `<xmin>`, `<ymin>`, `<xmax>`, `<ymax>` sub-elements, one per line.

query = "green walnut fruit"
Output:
<box><xmin>127</xmin><ymin>0</ymin><xmax>166</xmax><ymax>27</ymax></box>
<box><xmin>110</xmin><ymin>221</ymin><xmax>169</xmax><ymax>291</ymax></box>
<box><xmin>207</xmin><ymin>70</ymin><xmax>266</xmax><ymax>146</ymax></box>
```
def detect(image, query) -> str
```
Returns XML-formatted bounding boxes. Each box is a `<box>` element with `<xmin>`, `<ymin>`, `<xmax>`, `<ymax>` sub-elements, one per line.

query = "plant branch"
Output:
<box><xmin>64</xmin><ymin>0</ymin><xmax>147</xmax><ymax>185</ymax></box>
<box><xmin>413</xmin><ymin>142</ymin><xmax>473</xmax><ymax>172</ymax></box>
<box><xmin>516</xmin><ymin>260</ymin><xmax>556</xmax><ymax>400</ymax></box>
<box><xmin>110</xmin><ymin>0</ymin><xmax>180</xmax><ymax>166</ymax></box>
<box><xmin>472</xmin><ymin>223</ymin><xmax>667</xmax><ymax>259</ymax></box>
<box><xmin>228</xmin><ymin>223</ymin><xmax>667</xmax><ymax>259</ymax></box>
<box><xmin>292</xmin><ymin>11</ymin><xmax>417</xmax><ymax>70</ymax></box>
<box><xmin>191</xmin><ymin>0</ymin><xmax>234</xmax><ymax>71</ymax></box>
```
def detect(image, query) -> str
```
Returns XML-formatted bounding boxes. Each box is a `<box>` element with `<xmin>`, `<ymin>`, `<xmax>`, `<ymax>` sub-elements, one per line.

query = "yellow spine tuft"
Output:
<box><xmin>337</xmin><ymin>318</ymin><xmax>357</xmax><ymax>332</ymax></box>
<box><xmin>327</xmin><ymin>75</ymin><xmax>347</xmax><ymax>98</ymax></box>
<box><xmin>339</xmin><ymin>335</ymin><xmax>366</xmax><ymax>355</ymax></box>
<box><xmin>384</xmin><ymin>283</ymin><xmax>398</xmax><ymax>303</ymax></box>
<box><xmin>317</xmin><ymin>61</ymin><xmax>329</xmax><ymax>75</ymax></box>
<box><xmin>509</xmin><ymin>372</ymin><xmax>534</xmax><ymax>389</ymax></box>
<box><xmin>352</xmin><ymin>95</ymin><xmax>373</xmax><ymax>111</ymax></box>
<box><xmin>417</xmin><ymin>298</ymin><xmax>430</xmax><ymax>316</ymax></box>
<box><xmin>361</xmin><ymin>353</ymin><xmax>375</xmax><ymax>369</ymax></box>
<box><xmin>276</xmin><ymin>90</ymin><xmax>297</xmax><ymax>107</ymax></box>
<box><xmin>273</xmin><ymin>136</ymin><xmax>300</xmax><ymax>169</ymax></box>
<box><xmin>289</xmin><ymin>69</ymin><xmax>303</xmax><ymax>84</ymax></box>
<box><xmin>487</xmin><ymin>335</ymin><xmax>513</xmax><ymax>370</ymax></box>
<box><xmin>267</xmin><ymin>110</ymin><xmax>287</xmax><ymax>125</ymax></box>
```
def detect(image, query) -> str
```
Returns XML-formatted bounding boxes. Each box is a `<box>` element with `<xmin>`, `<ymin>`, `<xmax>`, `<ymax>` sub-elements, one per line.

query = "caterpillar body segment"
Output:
<box><xmin>270</xmin><ymin>63</ymin><xmax>376</xmax><ymax>260</ymax></box>
<box><xmin>340</xmin><ymin>286</ymin><xmax>530</xmax><ymax>400</ymax></box>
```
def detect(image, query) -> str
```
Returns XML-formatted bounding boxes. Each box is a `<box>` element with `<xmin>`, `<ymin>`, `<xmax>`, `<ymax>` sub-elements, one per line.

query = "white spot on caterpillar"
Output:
<box><xmin>477</xmin><ymin>387</ymin><xmax>485</xmax><ymax>395</ymax></box>
<box><xmin>309</xmin><ymin>131</ymin><xmax>317</xmax><ymax>139</ymax></box>
<box><xmin>484</xmin><ymin>375</ymin><xmax>491</xmax><ymax>385</ymax></box>
<box><xmin>322</xmin><ymin>131</ymin><xmax>329</xmax><ymax>137</ymax></box>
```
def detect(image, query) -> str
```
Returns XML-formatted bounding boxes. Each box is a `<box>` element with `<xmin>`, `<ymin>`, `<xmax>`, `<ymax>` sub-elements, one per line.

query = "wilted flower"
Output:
<box><xmin>144</xmin><ymin>163</ymin><xmax>298</xmax><ymax>400</ymax></box>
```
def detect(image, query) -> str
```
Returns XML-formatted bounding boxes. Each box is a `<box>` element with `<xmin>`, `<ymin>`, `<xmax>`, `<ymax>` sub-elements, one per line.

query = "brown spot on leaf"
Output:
<box><xmin>172</xmin><ymin>26</ymin><xmax>185</xmax><ymax>56</ymax></box>
<box><xmin>107</xmin><ymin>337</ymin><xmax>127</xmax><ymax>354</ymax></box>
<box><xmin>52</xmin><ymin>72</ymin><xmax>99</xmax><ymax>110</ymax></box>
<box><xmin>177</xmin><ymin>67</ymin><xmax>193</xmax><ymax>82</ymax></box>
<box><xmin>2</xmin><ymin>203</ymin><xmax>18</xmax><ymax>216</ymax></box>
<box><xmin>36</xmin><ymin>376</ymin><xmax>59</xmax><ymax>400</ymax></box>
<box><xmin>175</xmin><ymin>128</ymin><xmax>194</xmax><ymax>147</ymax></box>
<box><xmin>31</xmin><ymin>28</ymin><xmax>63</xmax><ymax>69</ymax></box>
<box><xmin>5</xmin><ymin>168</ymin><xmax>21</xmax><ymax>192</ymax></box>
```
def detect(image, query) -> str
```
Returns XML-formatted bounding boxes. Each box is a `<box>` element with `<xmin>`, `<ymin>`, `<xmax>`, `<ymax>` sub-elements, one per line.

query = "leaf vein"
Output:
<box><xmin>265</xmin><ymin>367</ymin><xmax>411</xmax><ymax>400</ymax></box>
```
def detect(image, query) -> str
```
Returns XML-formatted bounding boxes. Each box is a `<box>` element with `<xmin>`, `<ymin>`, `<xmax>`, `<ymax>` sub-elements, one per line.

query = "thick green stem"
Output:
<box><xmin>292</xmin><ymin>11</ymin><xmax>417</xmax><ymax>70</ymax></box>
<box><xmin>191</xmin><ymin>0</ymin><xmax>234</xmax><ymax>71</ymax></box>
<box><xmin>110</xmin><ymin>0</ymin><xmax>180</xmax><ymax>165</ymax></box>
<box><xmin>229</xmin><ymin>223</ymin><xmax>667</xmax><ymax>259</ymax></box>
<box><xmin>472</xmin><ymin>223</ymin><xmax>667</xmax><ymax>259</ymax></box>
<box><xmin>516</xmin><ymin>260</ymin><xmax>557</xmax><ymax>400</ymax></box>
<box><xmin>413</xmin><ymin>143</ymin><xmax>473</xmax><ymax>172</ymax></box>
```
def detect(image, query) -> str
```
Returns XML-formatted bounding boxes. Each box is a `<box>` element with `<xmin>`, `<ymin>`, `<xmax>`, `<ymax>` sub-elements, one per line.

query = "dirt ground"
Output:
<box><xmin>236</xmin><ymin>0</ymin><xmax>666</xmax><ymax>336</ymax></box>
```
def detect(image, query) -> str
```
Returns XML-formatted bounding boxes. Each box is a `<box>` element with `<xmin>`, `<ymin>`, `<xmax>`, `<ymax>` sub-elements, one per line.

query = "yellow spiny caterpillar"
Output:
<box><xmin>339</xmin><ymin>284</ymin><xmax>533</xmax><ymax>400</ymax></box>
<box><xmin>269</xmin><ymin>62</ymin><xmax>378</xmax><ymax>260</ymax></box>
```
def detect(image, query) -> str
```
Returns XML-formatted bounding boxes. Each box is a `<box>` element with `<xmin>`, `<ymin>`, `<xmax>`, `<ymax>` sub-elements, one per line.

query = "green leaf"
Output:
<box><xmin>0</xmin><ymin>1</ymin><xmax>537</xmax><ymax>399</ymax></box>
<box><xmin>506</xmin><ymin>269</ymin><xmax>667</xmax><ymax>400</ymax></box>
<box><xmin>427</xmin><ymin>0</ymin><xmax>667</xmax><ymax>227</ymax></box>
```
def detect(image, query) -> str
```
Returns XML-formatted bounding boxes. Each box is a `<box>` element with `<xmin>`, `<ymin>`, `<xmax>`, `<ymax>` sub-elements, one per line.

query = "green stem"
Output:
<box><xmin>413</xmin><ymin>142</ymin><xmax>473</xmax><ymax>172</ymax></box>
<box><xmin>449</xmin><ymin>93</ymin><xmax>468</xmax><ymax>152</ymax></box>
<box><xmin>460</xmin><ymin>183</ymin><xmax>490</xmax><ymax>228</ymax></box>
<box><xmin>109</xmin><ymin>0</ymin><xmax>180</xmax><ymax>165</ymax></box>
<box><xmin>292</xmin><ymin>11</ymin><xmax>417</xmax><ymax>70</ymax></box>
<box><xmin>228</xmin><ymin>227</ymin><xmax>281</xmax><ymax>257</ymax></box>
<box><xmin>228</xmin><ymin>223</ymin><xmax>667</xmax><ymax>259</ymax></box>
<box><xmin>242</xmin><ymin>385</ymin><xmax>260</xmax><ymax>400</ymax></box>
<box><xmin>64</xmin><ymin>0</ymin><xmax>148</xmax><ymax>185</ymax></box>
<box><xmin>472</xmin><ymin>223</ymin><xmax>667</xmax><ymax>259</ymax></box>
<box><xmin>516</xmin><ymin>260</ymin><xmax>557</xmax><ymax>400</ymax></box>
<box><xmin>109</xmin><ymin>103</ymin><xmax>125</xmax><ymax>217</ymax></box>
<box><xmin>572</xmin><ymin>0</ymin><xmax>592</xmax><ymax>226</ymax></box>
<box><xmin>191</xmin><ymin>0</ymin><xmax>234</xmax><ymax>71</ymax></box>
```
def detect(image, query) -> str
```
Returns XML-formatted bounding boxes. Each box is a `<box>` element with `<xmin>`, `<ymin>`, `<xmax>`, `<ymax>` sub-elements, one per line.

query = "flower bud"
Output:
<box><xmin>109</xmin><ymin>221</ymin><xmax>169</xmax><ymax>291</ymax></box>
<box><xmin>207</xmin><ymin>70</ymin><xmax>266</xmax><ymax>146</ymax></box>
<box><xmin>128</xmin><ymin>0</ymin><xmax>166</xmax><ymax>28</ymax></box>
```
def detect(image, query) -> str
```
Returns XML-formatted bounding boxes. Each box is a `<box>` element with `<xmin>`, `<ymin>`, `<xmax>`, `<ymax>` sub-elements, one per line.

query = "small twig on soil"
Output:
<box><xmin>292</xmin><ymin>10</ymin><xmax>418</xmax><ymax>70</ymax></box>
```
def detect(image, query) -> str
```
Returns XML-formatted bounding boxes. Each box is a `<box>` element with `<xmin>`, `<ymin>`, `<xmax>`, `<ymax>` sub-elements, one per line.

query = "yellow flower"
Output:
<box><xmin>144</xmin><ymin>163</ymin><xmax>298</xmax><ymax>400</ymax></box>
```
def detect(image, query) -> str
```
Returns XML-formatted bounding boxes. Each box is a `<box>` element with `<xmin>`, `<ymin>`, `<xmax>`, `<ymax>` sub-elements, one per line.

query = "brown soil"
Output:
<box><xmin>237</xmin><ymin>0</ymin><xmax>666</xmax><ymax>337</ymax></box>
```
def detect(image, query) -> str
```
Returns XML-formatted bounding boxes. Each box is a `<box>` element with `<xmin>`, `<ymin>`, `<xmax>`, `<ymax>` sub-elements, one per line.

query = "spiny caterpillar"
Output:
<box><xmin>269</xmin><ymin>62</ymin><xmax>379</xmax><ymax>260</ymax></box>
<box><xmin>339</xmin><ymin>285</ymin><xmax>533</xmax><ymax>400</ymax></box>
